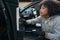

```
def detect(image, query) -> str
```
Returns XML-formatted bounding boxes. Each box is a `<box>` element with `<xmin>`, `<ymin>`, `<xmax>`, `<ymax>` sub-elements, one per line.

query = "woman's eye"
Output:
<box><xmin>42</xmin><ymin>7</ymin><xmax>45</xmax><ymax>9</ymax></box>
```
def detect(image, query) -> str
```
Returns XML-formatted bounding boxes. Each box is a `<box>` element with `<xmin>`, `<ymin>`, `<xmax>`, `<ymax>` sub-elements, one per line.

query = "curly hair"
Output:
<box><xmin>39</xmin><ymin>0</ymin><xmax>60</xmax><ymax>17</ymax></box>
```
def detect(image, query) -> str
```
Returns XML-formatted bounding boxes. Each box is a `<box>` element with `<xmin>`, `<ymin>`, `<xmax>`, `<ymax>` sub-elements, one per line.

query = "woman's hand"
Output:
<box><xmin>45</xmin><ymin>32</ymin><xmax>48</xmax><ymax>38</ymax></box>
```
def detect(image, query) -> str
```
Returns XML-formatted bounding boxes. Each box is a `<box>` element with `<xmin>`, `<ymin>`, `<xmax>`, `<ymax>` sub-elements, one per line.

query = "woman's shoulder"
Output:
<box><xmin>55</xmin><ymin>15</ymin><xmax>60</xmax><ymax>19</ymax></box>
<box><xmin>54</xmin><ymin>15</ymin><xmax>60</xmax><ymax>22</ymax></box>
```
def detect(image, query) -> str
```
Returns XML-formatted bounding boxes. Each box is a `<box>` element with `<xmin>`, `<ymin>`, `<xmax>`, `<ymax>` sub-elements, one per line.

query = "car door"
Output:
<box><xmin>0</xmin><ymin>0</ymin><xmax>18</xmax><ymax>40</ymax></box>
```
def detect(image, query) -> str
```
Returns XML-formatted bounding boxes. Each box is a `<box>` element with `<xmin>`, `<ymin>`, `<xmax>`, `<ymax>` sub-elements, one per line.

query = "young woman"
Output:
<box><xmin>26</xmin><ymin>0</ymin><xmax>60</xmax><ymax>40</ymax></box>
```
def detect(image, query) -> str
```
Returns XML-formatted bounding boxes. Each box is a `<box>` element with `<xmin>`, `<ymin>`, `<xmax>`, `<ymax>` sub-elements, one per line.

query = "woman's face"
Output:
<box><xmin>40</xmin><ymin>5</ymin><xmax>49</xmax><ymax>17</ymax></box>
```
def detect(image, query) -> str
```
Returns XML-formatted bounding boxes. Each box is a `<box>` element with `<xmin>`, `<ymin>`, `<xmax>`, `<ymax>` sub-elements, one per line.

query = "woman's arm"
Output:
<box><xmin>26</xmin><ymin>16</ymin><xmax>42</xmax><ymax>24</ymax></box>
<box><xmin>45</xmin><ymin>19</ymin><xmax>60</xmax><ymax>40</ymax></box>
